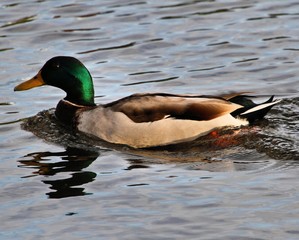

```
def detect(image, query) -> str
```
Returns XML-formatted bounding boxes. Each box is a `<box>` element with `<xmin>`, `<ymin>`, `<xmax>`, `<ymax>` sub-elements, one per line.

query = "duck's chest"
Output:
<box><xmin>55</xmin><ymin>100</ymin><xmax>93</xmax><ymax>128</ymax></box>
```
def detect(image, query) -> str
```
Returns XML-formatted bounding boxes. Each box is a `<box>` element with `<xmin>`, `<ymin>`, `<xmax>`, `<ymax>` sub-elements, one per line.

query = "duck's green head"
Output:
<box><xmin>14</xmin><ymin>56</ymin><xmax>95</xmax><ymax>106</ymax></box>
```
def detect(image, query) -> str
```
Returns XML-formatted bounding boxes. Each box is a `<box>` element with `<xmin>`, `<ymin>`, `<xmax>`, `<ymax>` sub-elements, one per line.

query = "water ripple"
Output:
<box><xmin>122</xmin><ymin>76</ymin><xmax>178</xmax><ymax>86</ymax></box>
<box><xmin>1</xmin><ymin>15</ymin><xmax>36</xmax><ymax>28</ymax></box>
<box><xmin>77</xmin><ymin>41</ymin><xmax>136</xmax><ymax>54</ymax></box>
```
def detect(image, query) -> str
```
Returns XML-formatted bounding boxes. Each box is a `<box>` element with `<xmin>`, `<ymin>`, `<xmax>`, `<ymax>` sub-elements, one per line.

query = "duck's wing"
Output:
<box><xmin>219</xmin><ymin>92</ymin><xmax>252</xmax><ymax>100</ymax></box>
<box><xmin>104</xmin><ymin>93</ymin><xmax>242</xmax><ymax>123</ymax></box>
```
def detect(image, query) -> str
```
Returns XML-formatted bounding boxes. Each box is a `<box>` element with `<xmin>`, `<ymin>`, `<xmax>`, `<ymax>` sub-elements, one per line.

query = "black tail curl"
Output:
<box><xmin>229</xmin><ymin>95</ymin><xmax>280</xmax><ymax>123</ymax></box>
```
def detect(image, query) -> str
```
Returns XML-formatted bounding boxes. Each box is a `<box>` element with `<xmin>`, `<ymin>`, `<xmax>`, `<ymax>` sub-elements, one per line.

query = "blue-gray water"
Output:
<box><xmin>1</xmin><ymin>0</ymin><xmax>299</xmax><ymax>239</ymax></box>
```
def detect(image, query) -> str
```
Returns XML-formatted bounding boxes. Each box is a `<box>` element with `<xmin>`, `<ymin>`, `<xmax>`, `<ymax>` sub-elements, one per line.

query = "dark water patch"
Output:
<box><xmin>207</xmin><ymin>41</ymin><xmax>229</xmax><ymax>46</ymax></box>
<box><xmin>159</xmin><ymin>7</ymin><xmax>231</xmax><ymax>20</ymax></box>
<box><xmin>187</xmin><ymin>28</ymin><xmax>212</xmax><ymax>32</ymax></box>
<box><xmin>284</xmin><ymin>48</ymin><xmax>299</xmax><ymax>51</ymax></box>
<box><xmin>77</xmin><ymin>10</ymin><xmax>115</xmax><ymax>18</ymax></box>
<box><xmin>188</xmin><ymin>65</ymin><xmax>225</xmax><ymax>72</ymax></box>
<box><xmin>127</xmin><ymin>183</ymin><xmax>149</xmax><ymax>187</ymax></box>
<box><xmin>262</xmin><ymin>36</ymin><xmax>290</xmax><ymax>41</ymax></box>
<box><xmin>192</xmin><ymin>8</ymin><xmax>231</xmax><ymax>16</ymax></box>
<box><xmin>0</xmin><ymin>118</ymin><xmax>24</xmax><ymax>126</ymax></box>
<box><xmin>108</xmin><ymin>1</ymin><xmax>147</xmax><ymax>9</ymax></box>
<box><xmin>77</xmin><ymin>41</ymin><xmax>136</xmax><ymax>54</ymax></box>
<box><xmin>129</xmin><ymin>70</ymin><xmax>161</xmax><ymax>76</ymax></box>
<box><xmin>55</xmin><ymin>3</ymin><xmax>79</xmax><ymax>9</ymax></box>
<box><xmin>122</xmin><ymin>76</ymin><xmax>178</xmax><ymax>86</ymax></box>
<box><xmin>232</xmin><ymin>58</ymin><xmax>259</xmax><ymax>64</ymax></box>
<box><xmin>0</xmin><ymin>47</ymin><xmax>13</xmax><ymax>52</ymax></box>
<box><xmin>247</xmin><ymin>13</ymin><xmax>299</xmax><ymax>21</ymax></box>
<box><xmin>124</xmin><ymin>161</ymin><xmax>150</xmax><ymax>171</ymax></box>
<box><xmin>144</xmin><ymin>38</ymin><xmax>163</xmax><ymax>42</ymax></box>
<box><xmin>156</xmin><ymin>1</ymin><xmax>216</xmax><ymax>9</ymax></box>
<box><xmin>0</xmin><ymin>102</ymin><xmax>14</xmax><ymax>106</ymax></box>
<box><xmin>62</xmin><ymin>28</ymin><xmax>100</xmax><ymax>33</ymax></box>
<box><xmin>2</xmin><ymin>3</ymin><xmax>20</xmax><ymax>8</ymax></box>
<box><xmin>1</xmin><ymin>15</ymin><xmax>36</xmax><ymax>28</ymax></box>
<box><xmin>160</xmin><ymin>15</ymin><xmax>187</xmax><ymax>20</ymax></box>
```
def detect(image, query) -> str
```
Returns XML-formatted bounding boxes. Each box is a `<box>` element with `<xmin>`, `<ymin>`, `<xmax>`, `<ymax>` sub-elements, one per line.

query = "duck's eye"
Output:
<box><xmin>52</xmin><ymin>63</ymin><xmax>60</xmax><ymax>68</ymax></box>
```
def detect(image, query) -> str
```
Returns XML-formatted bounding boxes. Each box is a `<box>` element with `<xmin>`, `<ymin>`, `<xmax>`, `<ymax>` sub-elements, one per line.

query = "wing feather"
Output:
<box><xmin>104</xmin><ymin>93</ymin><xmax>242</xmax><ymax>123</ymax></box>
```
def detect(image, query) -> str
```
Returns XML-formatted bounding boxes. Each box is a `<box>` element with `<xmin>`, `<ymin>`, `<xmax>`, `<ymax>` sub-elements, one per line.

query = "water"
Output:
<box><xmin>1</xmin><ymin>0</ymin><xmax>299</xmax><ymax>239</ymax></box>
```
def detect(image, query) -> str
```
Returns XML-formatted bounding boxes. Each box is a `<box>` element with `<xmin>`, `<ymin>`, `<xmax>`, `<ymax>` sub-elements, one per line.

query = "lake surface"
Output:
<box><xmin>1</xmin><ymin>0</ymin><xmax>299</xmax><ymax>239</ymax></box>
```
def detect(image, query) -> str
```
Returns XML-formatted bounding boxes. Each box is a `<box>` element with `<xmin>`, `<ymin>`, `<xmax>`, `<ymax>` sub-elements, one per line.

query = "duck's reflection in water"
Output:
<box><xmin>18</xmin><ymin>147</ymin><xmax>98</xmax><ymax>198</ymax></box>
<box><xmin>17</xmin><ymin>131</ymin><xmax>295</xmax><ymax>199</ymax></box>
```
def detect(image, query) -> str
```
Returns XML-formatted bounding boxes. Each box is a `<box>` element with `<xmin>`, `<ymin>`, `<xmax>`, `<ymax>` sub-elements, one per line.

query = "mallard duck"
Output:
<box><xmin>14</xmin><ymin>56</ymin><xmax>280</xmax><ymax>148</ymax></box>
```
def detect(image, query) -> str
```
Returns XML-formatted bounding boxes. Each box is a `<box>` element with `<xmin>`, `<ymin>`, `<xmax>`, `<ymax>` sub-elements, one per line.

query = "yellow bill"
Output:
<box><xmin>14</xmin><ymin>71</ymin><xmax>45</xmax><ymax>91</ymax></box>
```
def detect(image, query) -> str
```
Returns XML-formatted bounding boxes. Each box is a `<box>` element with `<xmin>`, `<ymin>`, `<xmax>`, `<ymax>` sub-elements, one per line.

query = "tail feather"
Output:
<box><xmin>229</xmin><ymin>95</ymin><xmax>281</xmax><ymax>123</ymax></box>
